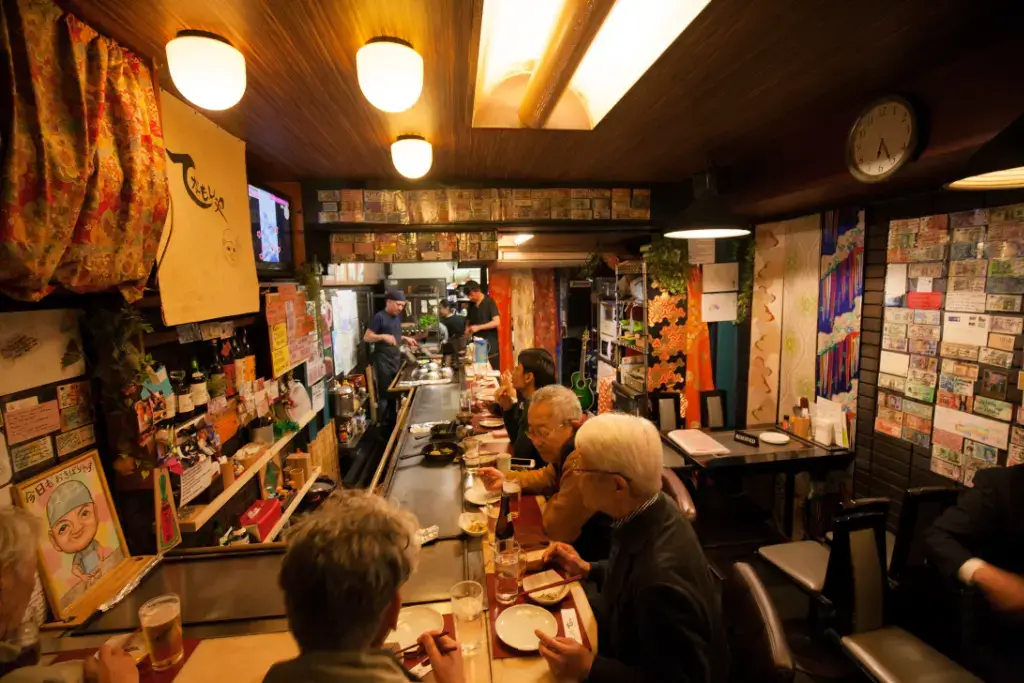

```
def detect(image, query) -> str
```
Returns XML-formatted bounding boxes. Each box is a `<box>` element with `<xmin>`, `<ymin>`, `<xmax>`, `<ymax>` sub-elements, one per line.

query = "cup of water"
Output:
<box><xmin>450</xmin><ymin>581</ymin><xmax>484</xmax><ymax>654</ymax></box>
<box><xmin>494</xmin><ymin>539</ymin><xmax>521</xmax><ymax>605</ymax></box>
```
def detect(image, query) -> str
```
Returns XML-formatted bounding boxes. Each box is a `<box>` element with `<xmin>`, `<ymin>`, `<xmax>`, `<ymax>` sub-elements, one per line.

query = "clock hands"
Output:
<box><xmin>876</xmin><ymin>137</ymin><xmax>891</xmax><ymax>161</ymax></box>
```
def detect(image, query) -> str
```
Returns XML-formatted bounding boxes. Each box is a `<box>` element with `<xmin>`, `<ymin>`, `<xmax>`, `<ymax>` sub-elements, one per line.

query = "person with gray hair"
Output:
<box><xmin>479</xmin><ymin>384</ymin><xmax>611</xmax><ymax>560</ymax></box>
<box><xmin>0</xmin><ymin>507</ymin><xmax>137</xmax><ymax>683</ymax></box>
<box><xmin>263</xmin><ymin>489</ymin><xmax>464</xmax><ymax>683</ymax></box>
<box><xmin>536</xmin><ymin>413</ymin><xmax>727</xmax><ymax>683</ymax></box>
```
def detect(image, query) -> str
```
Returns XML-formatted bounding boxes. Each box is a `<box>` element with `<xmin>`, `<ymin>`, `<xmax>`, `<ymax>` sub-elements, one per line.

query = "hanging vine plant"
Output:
<box><xmin>730</xmin><ymin>234</ymin><xmax>756</xmax><ymax>325</ymax></box>
<box><xmin>642</xmin><ymin>236</ymin><xmax>692</xmax><ymax>297</ymax></box>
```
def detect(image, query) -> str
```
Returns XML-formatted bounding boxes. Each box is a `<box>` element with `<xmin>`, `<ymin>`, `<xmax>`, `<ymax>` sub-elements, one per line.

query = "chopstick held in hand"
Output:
<box><xmin>523</xmin><ymin>575</ymin><xmax>583</xmax><ymax>596</ymax></box>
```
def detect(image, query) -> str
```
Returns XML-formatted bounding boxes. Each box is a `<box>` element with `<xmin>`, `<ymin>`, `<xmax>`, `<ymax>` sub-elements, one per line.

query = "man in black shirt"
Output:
<box><xmin>496</xmin><ymin>348</ymin><xmax>555</xmax><ymax>469</ymax></box>
<box><xmin>465</xmin><ymin>280</ymin><xmax>500</xmax><ymax>368</ymax></box>
<box><xmin>363</xmin><ymin>290</ymin><xmax>417</xmax><ymax>423</ymax></box>
<box><xmin>438</xmin><ymin>300</ymin><xmax>466</xmax><ymax>344</ymax></box>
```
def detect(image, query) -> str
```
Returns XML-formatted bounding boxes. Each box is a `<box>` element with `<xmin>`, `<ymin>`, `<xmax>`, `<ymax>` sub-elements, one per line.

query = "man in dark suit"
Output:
<box><xmin>924</xmin><ymin>466</ymin><xmax>1024</xmax><ymax>683</ymax></box>
<box><xmin>536</xmin><ymin>413</ymin><xmax>727</xmax><ymax>683</ymax></box>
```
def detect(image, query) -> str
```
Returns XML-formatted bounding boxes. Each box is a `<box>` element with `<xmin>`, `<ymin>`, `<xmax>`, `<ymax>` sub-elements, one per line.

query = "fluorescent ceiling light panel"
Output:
<box><xmin>567</xmin><ymin>0</ymin><xmax>711</xmax><ymax>126</ymax></box>
<box><xmin>947</xmin><ymin>166</ymin><xmax>1024</xmax><ymax>190</ymax></box>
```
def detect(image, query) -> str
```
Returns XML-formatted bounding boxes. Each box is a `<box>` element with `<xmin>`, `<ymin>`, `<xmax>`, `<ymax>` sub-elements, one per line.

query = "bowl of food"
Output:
<box><xmin>419</xmin><ymin>441</ymin><xmax>462</xmax><ymax>464</ymax></box>
<box><xmin>458</xmin><ymin>512</ymin><xmax>488</xmax><ymax>537</ymax></box>
<box><xmin>524</xmin><ymin>570</ymin><xmax>571</xmax><ymax>606</ymax></box>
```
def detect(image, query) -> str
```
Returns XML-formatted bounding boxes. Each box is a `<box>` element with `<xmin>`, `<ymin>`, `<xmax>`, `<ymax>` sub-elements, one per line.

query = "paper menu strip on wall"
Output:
<box><xmin>702</xmin><ymin>263</ymin><xmax>739</xmax><ymax>292</ymax></box>
<box><xmin>879</xmin><ymin>351</ymin><xmax>911</xmax><ymax>377</ymax></box>
<box><xmin>933</xmin><ymin>405</ymin><xmax>1010</xmax><ymax>450</ymax></box>
<box><xmin>942</xmin><ymin>312</ymin><xmax>990</xmax><ymax>346</ymax></box>
<box><xmin>884</xmin><ymin>264</ymin><xmax>908</xmax><ymax>300</ymax></box>
<box><xmin>945</xmin><ymin>291</ymin><xmax>987</xmax><ymax>313</ymax></box>
<box><xmin>688</xmin><ymin>239</ymin><xmax>715</xmax><ymax>264</ymax></box>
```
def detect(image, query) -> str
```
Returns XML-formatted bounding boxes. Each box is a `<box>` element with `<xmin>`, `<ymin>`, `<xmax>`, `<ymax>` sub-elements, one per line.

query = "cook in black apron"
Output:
<box><xmin>363</xmin><ymin>290</ymin><xmax>412</xmax><ymax>423</ymax></box>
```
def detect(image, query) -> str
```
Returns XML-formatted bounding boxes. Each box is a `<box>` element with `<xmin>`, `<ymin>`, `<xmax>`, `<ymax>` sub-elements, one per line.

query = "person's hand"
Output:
<box><xmin>974</xmin><ymin>564</ymin><xmax>1024</xmax><ymax>613</ymax></box>
<box><xmin>543</xmin><ymin>542</ymin><xmax>591</xmax><ymax>578</ymax></box>
<box><xmin>379</xmin><ymin>334</ymin><xmax>398</xmax><ymax>346</ymax></box>
<box><xmin>83</xmin><ymin>645</ymin><xmax>139</xmax><ymax>683</ymax></box>
<box><xmin>418</xmin><ymin>630</ymin><xmax>464</xmax><ymax>683</ymax></box>
<box><xmin>536</xmin><ymin>631</ymin><xmax>594</xmax><ymax>681</ymax></box>
<box><xmin>467</xmin><ymin>324</ymin><xmax>478</xmax><ymax>335</ymax></box>
<box><xmin>495</xmin><ymin>381</ymin><xmax>516</xmax><ymax>411</ymax></box>
<box><xmin>477</xmin><ymin>467</ymin><xmax>505</xmax><ymax>492</ymax></box>
<box><xmin>402</xmin><ymin>336</ymin><xmax>420</xmax><ymax>348</ymax></box>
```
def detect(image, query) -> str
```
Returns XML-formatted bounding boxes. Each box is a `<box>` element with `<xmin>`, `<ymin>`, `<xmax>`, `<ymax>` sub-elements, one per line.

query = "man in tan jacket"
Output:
<box><xmin>479</xmin><ymin>385</ymin><xmax>611</xmax><ymax>560</ymax></box>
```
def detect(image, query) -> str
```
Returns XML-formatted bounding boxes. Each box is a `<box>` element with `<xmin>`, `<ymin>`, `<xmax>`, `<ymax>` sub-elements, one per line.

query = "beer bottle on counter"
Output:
<box><xmin>188</xmin><ymin>357</ymin><xmax>209</xmax><ymax>415</ymax></box>
<box><xmin>494</xmin><ymin>486</ymin><xmax>515</xmax><ymax>541</ymax></box>
<box><xmin>221</xmin><ymin>336</ymin><xmax>237</xmax><ymax>396</ymax></box>
<box><xmin>171</xmin><ymin>370</ymin><xmax>194</xmax><ymax>424</ymax></box>
<box><xmin>207</xmin><ymin>340</ymin><xmax>226</xmax><ymax>400</ymax></box>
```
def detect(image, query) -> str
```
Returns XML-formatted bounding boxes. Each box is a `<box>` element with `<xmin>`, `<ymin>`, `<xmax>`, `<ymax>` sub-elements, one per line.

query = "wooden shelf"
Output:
<box><xmin>178</xmin><ymin>411</ymin><xmax>316</xmax><ymax>533</ymax></box>
<box><xmin>265</xmin><ymin>466</ymin><xmax>322</xmax><ymax>542</ymax></box>
<box><xmin>273</xmin><ymin>358</ymin><xmax>306</xmax><ymax>380</ymax></box>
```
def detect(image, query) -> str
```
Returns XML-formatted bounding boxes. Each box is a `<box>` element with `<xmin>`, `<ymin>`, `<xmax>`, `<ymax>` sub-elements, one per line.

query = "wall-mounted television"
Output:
<box><xmin>248</xmin><ymin>183</ymin><xmax>293</xmax><ymax>276</ymax></box>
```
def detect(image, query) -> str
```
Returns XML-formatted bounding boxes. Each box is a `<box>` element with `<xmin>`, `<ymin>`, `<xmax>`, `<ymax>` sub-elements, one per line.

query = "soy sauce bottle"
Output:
<box><xmin>494</xmin><ymin>488</ymin><xmax>515</xmax><ymax>541</ymax></box>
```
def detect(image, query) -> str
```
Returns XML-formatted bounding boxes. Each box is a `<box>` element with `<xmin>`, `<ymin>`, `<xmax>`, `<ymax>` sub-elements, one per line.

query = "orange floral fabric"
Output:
<box><xmin>532</xmin><ymin>269</ymin><xmax>558</xmax><ymax>361</ymax></box>
<box><xmin>0</xmin><ymin>0</ymin><xmax>168</xmax><ymax>301</ymax></box>
<box><xmin>683</xmin><ymin>269</ymin><xmax>715</xmax><ymax>428</ymax></box>
<box><xmin>488</xmin><ymin>271</ymin><xmax>513</xmax><ymax>373</ymax></box>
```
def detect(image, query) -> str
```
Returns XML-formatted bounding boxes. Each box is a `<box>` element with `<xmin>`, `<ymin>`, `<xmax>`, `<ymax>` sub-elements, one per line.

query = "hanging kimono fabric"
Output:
<box><xmin>510</xmin><ymin>269</ymin><xmax>534</xmax><ymax>364</ymax></box>
<box><xmin>487</xmin><ymin>271</ymin><xmax>513</xmax><ymax>373</ymax></box>
<box><xmin>532</xmin><ymin>269</ymin><xmax>559</xmax><ymax>363</ymax></box>
<box><xmin>683</xmin><ymin>268</ymin><xmax>715</xmax><ymax>428</ymax></box>
<box><xmin>0</xmin><ymin>0</ymin><xmax>168</xmax><ymax>301</ymax></box>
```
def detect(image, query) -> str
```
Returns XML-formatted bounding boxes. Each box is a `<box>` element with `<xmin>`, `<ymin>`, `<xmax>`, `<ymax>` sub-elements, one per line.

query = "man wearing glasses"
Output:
<box><xmin>478</xmin><ymin>385</ymin><xmax>610</xmax><ymax>560</ymax></box>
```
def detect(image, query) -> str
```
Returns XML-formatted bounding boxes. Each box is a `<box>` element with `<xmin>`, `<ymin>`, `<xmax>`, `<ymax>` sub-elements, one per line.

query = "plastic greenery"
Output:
<box><xmin>730</xmin><ymin>235</ymin><xmax>755</xmax><ymax>325</ymax></box>
<box><xmin>642</xmin><ymin>236</ymin><xmax>692</xmax><ymax>297</ymax></box>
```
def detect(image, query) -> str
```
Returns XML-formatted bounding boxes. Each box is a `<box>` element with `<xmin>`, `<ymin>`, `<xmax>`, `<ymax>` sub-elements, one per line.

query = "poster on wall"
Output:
<box><xmin>0</xmin><ymin>311</ymin><xmax>86</xmax><ymax>397</ymax></box>
<box><xmin>157</xmin><ymin>90</ymin><xmax>259</xmax><ymax>325</ymax></box>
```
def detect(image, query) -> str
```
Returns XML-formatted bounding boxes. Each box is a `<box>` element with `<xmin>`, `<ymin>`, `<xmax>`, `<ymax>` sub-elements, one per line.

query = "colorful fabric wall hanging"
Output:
<box><xmin>532</xmin><ymin>269</ymin><xmax>559</xmax><ymax>362</ymax></box>
<box><xmin>487</xmin><ymin>271</ymin><xmax>513</xmax><ymax>373</ymax></box>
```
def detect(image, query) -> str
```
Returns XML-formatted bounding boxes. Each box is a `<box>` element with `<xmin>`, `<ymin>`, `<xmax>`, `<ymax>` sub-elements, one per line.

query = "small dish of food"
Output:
<box><xmin>523</xmin><ymin>570</ymin><xmax>570</xmax><ymax>606</ymax></box>
<box><xmin>458</xmin><ymin>512</ymin><xmax>488</xmax><ymax>537</ymax></box>
<box><xmin>478</xmin><ymin>418</ymin><xmax>505</xmax><ymax>429</ymax></box>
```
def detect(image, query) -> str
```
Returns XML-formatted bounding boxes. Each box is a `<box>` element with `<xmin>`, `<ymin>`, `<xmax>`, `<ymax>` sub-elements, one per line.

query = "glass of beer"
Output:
<box><xmin>138</xmin><ymin>594</ymin><xmax>184</xmax><ymax>671</ymax></box>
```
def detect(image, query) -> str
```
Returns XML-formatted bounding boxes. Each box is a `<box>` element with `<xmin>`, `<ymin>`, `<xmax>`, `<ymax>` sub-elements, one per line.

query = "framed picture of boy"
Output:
<box><xmin>14</xmin><ymin>449</ymin><xmax>128</xmax><ymax>619</ymax></box>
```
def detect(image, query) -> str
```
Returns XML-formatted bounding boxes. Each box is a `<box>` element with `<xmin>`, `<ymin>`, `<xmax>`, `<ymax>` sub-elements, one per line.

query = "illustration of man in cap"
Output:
<box><xmin>47</xmin><ymin>480</ymin><xmax>112</xmax><ymax>587</ymax></box>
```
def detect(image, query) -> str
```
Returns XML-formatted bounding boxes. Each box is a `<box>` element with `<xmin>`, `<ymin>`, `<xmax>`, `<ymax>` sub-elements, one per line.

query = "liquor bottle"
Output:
<box><xmin>494</xmin><ymin>486</ymin><xmax>516</xmax><ymax>541</ymax></box>
<box><xmin>221</xmin><ymin>337</ymin><xmax>237</xmax><ymax>397</ymax></box>
<box><xmin>188</xmin><ymin>357</ymin><xmax>209</xmax><ymax>415</ymax></box>
<box><xmin>207</xmin><ymin>340</ymin><xmax>226</xmax><ymax>400</ymax></box>
<box><xmin>159</xmin><ymin>473</ymin><xmax>177</xmax><ymax>546</ymax></box>
<box><xmin>171</xmin><ymin>370</ymin><xmax>194</xmax><ymax>424</ymax></box>
<box><xmin>236</xmin><ymin>328</ymin><xmax>256</xmax><ymax>388</ymax></box>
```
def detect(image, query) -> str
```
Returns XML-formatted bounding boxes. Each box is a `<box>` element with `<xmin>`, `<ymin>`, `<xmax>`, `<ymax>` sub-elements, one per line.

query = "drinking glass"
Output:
<box><xmin>485</xmin><ymin>499</ymin><xmax>501</xmax><ymax>543</ymax></box>
<box><xmin>138</xmin><ymin>594</ymin><xmax>184</xmax><ymax>671</ymax></box>
<box><xmin>494</xmin><ymin>539</ymin><xmax>521</xmax><ymax>605</ymax></box>
<box><xmin>503</xmin><ymin>479</ymin><xmax>522</xmax><ymax>520</ymax></box>
<box><xmin>450</xmin><ymin>581</ymin><xmax>484</xmax><ymax>653</ymax></box>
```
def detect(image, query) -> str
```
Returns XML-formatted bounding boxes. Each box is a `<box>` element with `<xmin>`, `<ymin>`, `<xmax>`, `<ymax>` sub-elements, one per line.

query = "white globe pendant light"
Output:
<box><xmin>391</xmin><ymin>135</ymin><xmax>433</xmax><ymax>179</ymax></box>
<box><xmin>166</xmin><ymin>30</ymin><xmax>246</xmax><ymax>110</ymax></box>
<box><xmin>357</xmin><ymin>37</ymin><xmax>424</xmax><ymax>113</ymax></box>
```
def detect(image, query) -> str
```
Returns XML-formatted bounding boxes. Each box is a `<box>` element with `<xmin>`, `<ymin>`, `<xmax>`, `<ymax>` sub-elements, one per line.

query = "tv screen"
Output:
<box><xmin>248</xmin><ymin>184</ymin><xmax>292</xmax><ymax>272</ymax></box>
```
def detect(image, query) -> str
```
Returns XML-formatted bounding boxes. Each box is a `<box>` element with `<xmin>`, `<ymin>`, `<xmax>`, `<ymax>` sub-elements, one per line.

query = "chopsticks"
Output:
<box><xmin>522</xmin><ymin>575</ymin><xmax>583</xmax><ymax>596</ymax></box>
<box><xmin>396</xmin><ymin>630</ymin><xmax>457</xmax><ymax>657</ymax></box>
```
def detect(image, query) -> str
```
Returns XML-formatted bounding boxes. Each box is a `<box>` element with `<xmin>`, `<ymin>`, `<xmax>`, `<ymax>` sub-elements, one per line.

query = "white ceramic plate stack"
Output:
<box><xmin>495</xmin><ymin>605</ymin><xmax>558</xmax><ymax>651</ymax></box>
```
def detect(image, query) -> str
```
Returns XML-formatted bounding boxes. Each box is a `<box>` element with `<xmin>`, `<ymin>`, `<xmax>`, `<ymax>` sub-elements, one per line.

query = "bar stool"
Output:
<box><xmin>724</xmin><ymin>562</ymin><xmax>795</xmax><ymax>683</ymax></box>
<box><xmin>887</xmin><ymin>486</ymin><xmax>960</xmax><ymax>585</ymax></box>
<box><xmin>661</xmin><ymin>467</ymin><xmax>697</xmax><ymax>522</ymax></box>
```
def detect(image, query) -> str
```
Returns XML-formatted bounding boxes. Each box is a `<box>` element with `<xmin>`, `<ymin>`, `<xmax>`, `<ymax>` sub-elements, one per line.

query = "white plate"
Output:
<box><xmin>389</xmin><ymin>605</ymin><xmax>444</xmax><ymax>650</ymax></box>
<box><xmin>479</xmin><ymin>418</ymin><xmax>504</xmax><ymax>429</ymax></box>
<box><xmin>495</xmin><ymin>604</ymin><xmax>558</xmax><ymax>652</ymax></box>
<box><xmin>459</xmin><ymin>512</ymin><xmax>488</xmax><ymax>537</ymax></box>
<box><xmin>464</xmin><ymin>485</ymin><xmax>500</xmax><ymax>506</ymax></box>
<box><xmin>759</xmin><ymin>431</ymin><xmax>791</xmax><ymax>445</ymax></box>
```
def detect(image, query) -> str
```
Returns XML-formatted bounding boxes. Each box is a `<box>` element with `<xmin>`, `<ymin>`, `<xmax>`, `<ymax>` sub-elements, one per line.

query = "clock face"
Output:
<box><xmin>847</xmin><ymin>98</ymin><xmax>917</xmax><ymax>183</ymax></box>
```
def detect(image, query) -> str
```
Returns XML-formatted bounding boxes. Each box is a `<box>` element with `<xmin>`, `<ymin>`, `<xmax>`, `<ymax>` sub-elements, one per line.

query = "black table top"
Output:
<box><xmin>663</xmin><ymin>428</ymin><xmax>853</xmax><ymax>474</ymax></box>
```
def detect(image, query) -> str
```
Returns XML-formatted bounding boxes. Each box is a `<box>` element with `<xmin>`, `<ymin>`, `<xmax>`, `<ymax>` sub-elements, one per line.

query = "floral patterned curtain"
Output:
<box><xmin>0</xmin><ymin>0</ymin><xmax>168</xmax><ymax>301</ymax></box>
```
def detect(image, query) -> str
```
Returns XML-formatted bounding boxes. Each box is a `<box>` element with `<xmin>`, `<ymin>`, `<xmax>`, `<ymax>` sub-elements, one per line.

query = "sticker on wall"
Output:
<box><xmin>949</xmin><ymin>277</ymin><xmax>986</xmax><ymax>293</ymax></box>
<box><xmin>988</xmin><ymin>333</ymin><xmax>1017</xmax><ymax>351</ymax></box>
<box><xmin>909</xmin><ymin>339</ymin><xmax>939</xmax><ymax>356</ymax></box>
<box><xmin>943</xmin><ymin>313</ymin><xmax>990</xmax><ymax>346</ymax></box>
<box><xmin>937</xmin><ymin>391</ymin><xmax>972</xmax><ymax>412</ymax></box>
<box><xmin>939</xmin><ymin>341</ymin><xmax>980</xmax><ymax>361</ymax></box>
<box><xmin>933</xmin><ymin>444</ymin><xmax>964</xmax><ymax>466</ymax></box>
<box><xmin>884</xmin><ymin>308</ymin><xmax>915</xmax><ymax>324</ymax></box>
<box><xmin>949</xmin><ymin>260</ymin><xmax>988</xmax><ymax>277</ymax></box>
<box><xmin>945</xmin><ymin>291</ymin><xmax>987</xmax><ymax>313</ymax></box>
<box><xmin>902</xmin><ymin>426</ymin><xmax>931</xmax><ymax>447</ymax></box>
<box><xmin>0</xmin><ymin>311</ymin><xmax>86</xmax><ymax>397</ymax></box>
<box><xmin>878</xmin><ymin>374</ymin><xmax>907</xmax><ymax>393</ymax></box>
<box><xmin>909</xmin><ymin>355</ymin><xmax>939</xmax><ymax>373</ymax></box>
<box><xmin>939</xmin><ymin>374</ymin><xmax>975</xmax><ymax>396</ymax></box>
<box><xmin>54</xmin><ymin>425</ymin><xmax>96</xmax><ymax>458</ymax></box>
<box><xmin>986</xmin><ymin>294</ymin><xmax>1022</xmax><ymax>313</ymax></box>
<box><xmin>973</xmin><ymin>395</ymin><xmax>1013</xmax><ymax>421</ymax></box>
<box><xmin>979</xmin><ymin>369</ymin><xmax>1008</xmax><ymax>399</ymax></box>
<box><xmin>979</xmin><ymin>347</ymin><xmax>1013</xmax><ymax>369</ymax></box>
<box><xmin>56</xmin><ymin>381</ymin><xmax>91</xmax><ymax>410</ymax></box>
<box><xmin>990</xmin><ymin>316</ymin><xmax>1024</xmax><ymax>335</ymax></box>
<box><xmin>59</xmin><ymin>404</ymin><xmax>94</xmax><ymax>432</ymax></box>
<box><xmin>10</xmin><ymin>437</ymin><xmax>55</xmax><ymax>473</ymax></box>
<box><xmin>902</xmin><ymin>400</ymin><xmax>934</xmax><ymax>420</ymax></box>
<box><xmin>879</xmin><ymin>351</ymin><xmax>911</xmax><ymax>377</ymax></box>
<box><xmin>3</xmin><ymin>401</ymin><xmax>60</xmax><ymax>446</ymax></box>
<box><xmin>0</xmin><ymin>434</ymin><xmax>11</xmax><ymax>487</ymax></box>
<box><xmin>930</xmin><ymin>457</ymin><xmax>963</xmax><ymax>482</ymax></box>
<box><xmin>933</xmin><ymin>428</ymin><xmax>965</xmax><ymax>451</ymax></box>
<box><xmin>933</xmin><ymin>405</ymin><xmax>1009</xmax><ymax>450</ymax></box>
<box><xmin>941</xmin><ymin>359</ymin><xmax>980</xmax><ymax>380</ymax></box>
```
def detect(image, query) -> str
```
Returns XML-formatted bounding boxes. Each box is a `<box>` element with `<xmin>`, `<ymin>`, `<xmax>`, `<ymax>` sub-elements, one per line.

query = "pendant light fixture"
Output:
<box><xmin>946</xmin><ymin>113</ymin><xmax>1024</xmax><ymax>190</ymax></box>
<box><xmin>357</xmin><ymin>37</ymin><xmax>424</xmax><ymax>113</ymax></box>
<box><xmin>165</xmin><ymin>30</ymin><xmax>246</xmax><ymax>110</ymax></box>
<box><xmin>391</xmin><ymin>135</ymin><xmax>433</xmax><ymax>179</ymax></box>
<box><xmin>664</xmin><ymin>171</ymin><xmax>750</xmax><ymax>239</ymax></box>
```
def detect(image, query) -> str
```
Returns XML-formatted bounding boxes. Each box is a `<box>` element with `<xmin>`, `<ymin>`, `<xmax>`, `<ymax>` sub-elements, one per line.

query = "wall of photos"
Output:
<box><xmin>876</xmin><ymin>203</ymin><xmax>1024</xmax><ymax>487</ymax></box>
<box><xmin>329</xmin><ymin>231</ymin><xmax>498</xmax><ymax>263</ymax></box>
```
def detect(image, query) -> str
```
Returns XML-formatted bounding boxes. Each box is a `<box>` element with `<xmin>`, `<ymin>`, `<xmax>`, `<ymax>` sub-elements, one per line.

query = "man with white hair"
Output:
<box><xmin>0</xmin><ymin>507</ymin><xmax>136</xmax><ymax>683</ymax></box>
<box><xmin>479</xmin><ymin>384</ymin><xmax>611</xmax><ymax>560</ymax></box>
<box><xmin>535</xmin><ymin>413</ymin><xmax>727</xmax><ymax>683</ymax></box>
<box><xmin>263</xmin><ymin>489</ymin><xmax>464</xmax><ymax>683</ymax></box>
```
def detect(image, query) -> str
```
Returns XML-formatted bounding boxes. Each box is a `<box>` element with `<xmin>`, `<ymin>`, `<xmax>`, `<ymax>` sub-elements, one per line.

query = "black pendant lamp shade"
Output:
<box><xmin>947</xmin><ymin>112</ymin><xmax>1024</xmax><ymax>190</ymax></box>
<box><xmin>665</xmin><ymin>171</ymin><xmax>750</xmax><ymax>239</ymax></box>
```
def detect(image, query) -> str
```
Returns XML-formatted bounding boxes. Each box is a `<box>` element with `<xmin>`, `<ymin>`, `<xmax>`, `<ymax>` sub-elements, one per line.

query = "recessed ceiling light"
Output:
<box><xmin>391</xmin><ymin>135</ymin><xmax>432</xmax><ymax>179</ymax></box>
<box><xmin>513</xmin><ymin>234</ymin><xmax>534</xmax><ymax>245</ymax></box>
<box><xmin>166</xmin><ymin>30</ymin><xmax>246</xmax><ymax>110</ymax></box>
<box><xmin>357</xmin><ymin>37</ymin><xmax>423</xmax><ymax>113</ymax></box>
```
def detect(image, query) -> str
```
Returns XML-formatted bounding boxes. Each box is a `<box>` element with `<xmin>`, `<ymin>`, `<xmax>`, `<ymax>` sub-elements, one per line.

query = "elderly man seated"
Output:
<box><xmin>263</xmin><ymin>489</ymin><xmax>464</xmax><ymax>683</ymax></box>
<box><xmin>478</xmin><ymin>384</ymin><xmax>610</xmax><ymax>560</ymax></box>
<box><xmin>0</xmin><ymin>507</ymin><xmax>136</xmax><ymax>683</ymax></box>
<box><xmin>536</xmin><ymin>413</ymin><xmax>727</xmax><ymax>683</ymax></box>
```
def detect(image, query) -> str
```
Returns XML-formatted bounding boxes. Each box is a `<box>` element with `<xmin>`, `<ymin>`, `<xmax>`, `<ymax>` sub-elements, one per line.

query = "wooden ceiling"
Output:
<box><xmin>65</xmin><ymin>0</ymin><xmax>1019</xmax><ymax>218</ymax></box>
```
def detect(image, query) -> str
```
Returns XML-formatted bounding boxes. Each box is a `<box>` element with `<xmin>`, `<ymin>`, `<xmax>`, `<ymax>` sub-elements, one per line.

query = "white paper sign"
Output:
<box><xmin>884</xmin><ymin>264</ymin><xmax>908</xmax><ymax>300</ymax></box>
<box><xmin>933</xmin><ymin>405</ymin><xmax>1010</xmax><ymax>450</ymax></box>
<box><xmin>945</xmin><ymin>291</ymin><xmax>987</xmax><ymax>313</ymax></box>
<box><xmin>702</xmin><ymin>263</ymin><xmax>739</xmax><ymax>292</ymax></box>
<box><xmin>561</xmin><ymin>608</ymin><xmax>583</xmax><ymax>645</ymax></box>
<box><xmin>701</xmin><ymin>292</ymin><xmax>737</xmax><ymax>322</ymax></box>
<box><xmin>179</xmin><ymin>459</ymin><xmax>218</xmax><ymax>507</ymax></box>
<box><xmin>312</xmin><ymin>382</ymin><xmax>326</xmax><ymax>413</ymax></box>
<box><xmin>915</xmin><ymin>276</ymin><xmax>933</xmax><ymax>292</ymax></box>
<box><xmin>942</xmin><ymin>312</ymin><xmax>990</xmax><ymax>346</ymax></box>
<box><xmin>879</xmin><ymin>351</ymin><xmax>910</xmax><ymax>377</ymax></box>
<box><xmin>688</xmin><ymin>239</ymin><xmax>715</xmax><ymax>264</ymax></box>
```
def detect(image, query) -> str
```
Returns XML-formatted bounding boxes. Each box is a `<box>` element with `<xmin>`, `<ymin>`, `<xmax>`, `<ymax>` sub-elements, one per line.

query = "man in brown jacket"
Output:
<box><xmin>478</xmin><ymin>384</ymin><xmax>610</xmax><ymax>560</ymax></box>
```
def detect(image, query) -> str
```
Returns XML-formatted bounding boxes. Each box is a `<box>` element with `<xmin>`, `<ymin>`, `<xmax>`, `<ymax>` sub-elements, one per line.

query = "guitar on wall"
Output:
<box><xmin>571</xmin><ymin>330</ymin><xmax>595</xmax><ymax>411</ymax></box>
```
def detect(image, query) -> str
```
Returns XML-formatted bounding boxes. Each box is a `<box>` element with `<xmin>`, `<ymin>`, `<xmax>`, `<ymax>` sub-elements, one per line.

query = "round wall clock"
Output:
<box><xmin>846</xmin><ymin>96</ymin><xmax>919</xmax><ymax>183</ymax></box>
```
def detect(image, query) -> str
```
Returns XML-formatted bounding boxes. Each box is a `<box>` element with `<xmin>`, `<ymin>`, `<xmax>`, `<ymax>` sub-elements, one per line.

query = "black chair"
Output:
<box><xmin>724</xmin><ymin>562</ymin><xmax>795</xmax><ymax>683</ymax></box>
<box><xmin>887</xmin><ymin>486</ymin><xmax>960</xmax><ymax>585</ymax></box>
<box><xmin>661</xmin><ymin>467</ymin><xmax>697</xmax><ymax>522</ymax></box>
<box><xmin>825</xmin><ymin>497</ymin><xmax>897</xmax><ymax>569</ymax></box>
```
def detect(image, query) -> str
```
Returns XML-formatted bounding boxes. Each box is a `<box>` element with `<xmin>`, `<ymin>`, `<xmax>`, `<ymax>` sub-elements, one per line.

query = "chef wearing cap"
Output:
<box><xmin>47</xmin><ymin>479</ymin><xmax>112</xmax><ymax>586</ymax></box>
<box><xmin>363</xmin><ymin>290</ymin><xmax>419</xmax><ymax>422</ymax></box>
